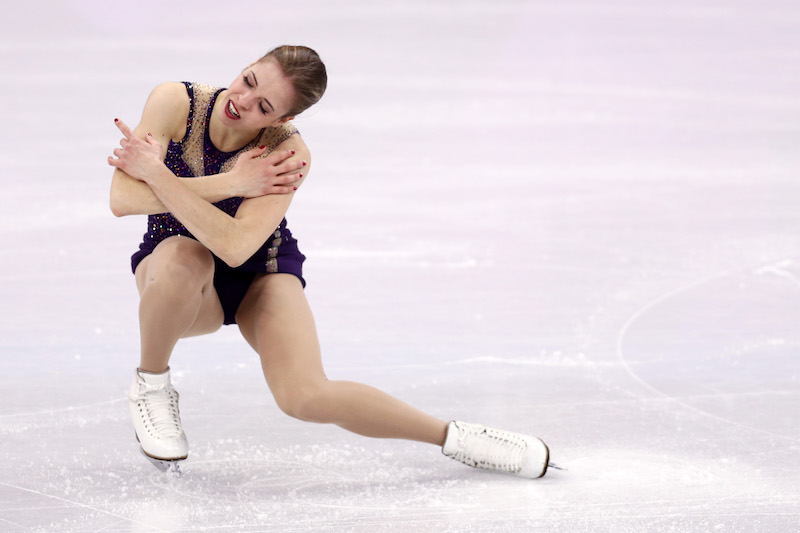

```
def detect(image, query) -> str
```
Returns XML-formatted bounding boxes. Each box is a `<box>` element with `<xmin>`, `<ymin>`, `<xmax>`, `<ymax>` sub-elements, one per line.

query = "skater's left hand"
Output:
<box><xmin>108</xmin><ymin>119</ymin><xmax>165</xmax><ymax>183</ymax></box>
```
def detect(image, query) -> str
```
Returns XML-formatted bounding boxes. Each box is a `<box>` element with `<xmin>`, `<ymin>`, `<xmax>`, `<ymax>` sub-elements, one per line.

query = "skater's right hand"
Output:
<box><xmin>108</xmin><ymin>118</ymin><xmax>167</xmax><ymax>183</ymax></box>
<box><xmin>229</xmin><ymin>147</ymin><xmax>306</xmax><ymax>198</ymax></box>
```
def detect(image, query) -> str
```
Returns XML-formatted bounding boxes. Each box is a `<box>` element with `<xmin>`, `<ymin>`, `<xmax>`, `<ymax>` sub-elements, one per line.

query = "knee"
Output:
<box><xmin>147</xmin><ymin>238</ymin><xmax>215</xmax><ymax>287</ymax></box>
<box><xmin>273</xmin><ymin>382</ymin><xmax>329</xmax><ymax>423</ymax></box>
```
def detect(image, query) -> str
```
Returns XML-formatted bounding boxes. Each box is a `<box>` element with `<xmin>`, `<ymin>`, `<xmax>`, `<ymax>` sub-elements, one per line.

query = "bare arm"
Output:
<box><xmin>109</xmin><ymin>119</ymin><xmax>310</xmax><ymax>268</ymax></box>
<box><xmin>110</xmin><ymin>151</ymin><xmax>301</xmax><ymax>216</ymax></box>
<box><xmin>111</xmin><ymin>168</ymin><xmax>237</xmax><ymax>216</ymax></box>
<box><xmin>109</xmin><ymin>83</ymin><xmax>303</xmax><ymax>216</ymax></box>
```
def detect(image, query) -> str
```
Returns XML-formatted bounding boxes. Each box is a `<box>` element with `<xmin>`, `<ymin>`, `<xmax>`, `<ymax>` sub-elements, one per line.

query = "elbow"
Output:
<box><xmin>110</xmin><ymin>203</ymin><xmax>129</xmax><ymax>218</ymax></box>
<box><xmin>109</xmin><ymin>175</ymin><xmax>129</xmax><ymax>217</ymax></box>
<box><xmin>109</xmin><ymin>189</ymin><xmax>131</xmax><ymax>217</ymax></box>
<box><xmin>110</xmin><ymin>199</ymin><xmax>128</xmax><ymax>217</ymax></box>
<box><xmin>216</xmin><ymin>241</ymin><xmax>259</xmax><ymax>269</ymax></box>
<box><xmin>216</xmin><ymin>246</ymin><xmax>248</xmax><ymax>269</ymax></box>
<box><xmin>222</xmin><ymin>255</ymin><xmax>246</xmax><ymax>269</ymax></box>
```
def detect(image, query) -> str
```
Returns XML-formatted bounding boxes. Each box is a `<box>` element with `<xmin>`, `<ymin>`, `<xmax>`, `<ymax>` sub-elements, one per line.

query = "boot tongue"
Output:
<box><xmin>442</xmin><ymin>421</ymin><xmax>462</xmax><ymax>455</ymax></box>
<box><xmin>138</xmin><ymin>369</ymin><xmax>171</xmax><ymax>386</ymax></box>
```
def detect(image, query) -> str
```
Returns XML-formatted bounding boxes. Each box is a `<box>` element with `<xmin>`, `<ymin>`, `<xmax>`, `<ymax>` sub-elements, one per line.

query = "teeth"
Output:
<box><xmin>228</xmin><ymin>101</ymin><xmax>240</xmax><ymax>118</ymax></box>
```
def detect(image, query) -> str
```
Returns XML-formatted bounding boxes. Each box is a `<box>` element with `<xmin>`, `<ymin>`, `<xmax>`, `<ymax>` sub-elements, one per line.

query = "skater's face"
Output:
<box><xmin>219</xmin><ymin>59</ymin><xmax>297</xmax><ymax>129</ymax></box>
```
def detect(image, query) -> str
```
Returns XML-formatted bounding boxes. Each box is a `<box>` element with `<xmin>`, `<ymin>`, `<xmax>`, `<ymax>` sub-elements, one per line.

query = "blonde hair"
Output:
<box><xmin>260</xmin><ymin>45</ymin><xmax>327</xmax><ymax>118</ymax></box>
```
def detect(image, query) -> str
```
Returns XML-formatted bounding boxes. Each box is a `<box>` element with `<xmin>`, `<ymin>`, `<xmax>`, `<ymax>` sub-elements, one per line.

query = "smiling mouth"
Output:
<box><xmin>227</xmin><ymin>100</ymin><xmax>240</xmax><ymax>119</ymax></box>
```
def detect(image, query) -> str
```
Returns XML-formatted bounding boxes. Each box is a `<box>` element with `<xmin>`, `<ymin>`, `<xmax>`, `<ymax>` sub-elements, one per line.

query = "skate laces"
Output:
<box><xmin>457</xmin><ymin>425</ymin><xmax>527</xmax><ymax>473</ymax></box>
<box><xmin>135</xmin><ymin>382</ymin><xmax>183</xmax><ymax>439</ymax></box>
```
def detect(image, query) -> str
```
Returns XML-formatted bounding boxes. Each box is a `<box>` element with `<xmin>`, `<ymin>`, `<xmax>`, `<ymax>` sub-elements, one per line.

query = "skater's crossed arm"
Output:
<box><xmin>109</xmin><ymin>83</ymin><xmax>304</xmax><ymax>217</ymax></box>
<box><xmin>109</xmin><ymin>113</ymin><xmax>311</xmax><ymax>268</ymax></box>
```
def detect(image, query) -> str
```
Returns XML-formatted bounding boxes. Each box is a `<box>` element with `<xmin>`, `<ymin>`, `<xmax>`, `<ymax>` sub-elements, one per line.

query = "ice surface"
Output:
<box><xmin>1</xmin><ymin>0</ymin><xmax>799</xmax><ymax>531</ymax></box>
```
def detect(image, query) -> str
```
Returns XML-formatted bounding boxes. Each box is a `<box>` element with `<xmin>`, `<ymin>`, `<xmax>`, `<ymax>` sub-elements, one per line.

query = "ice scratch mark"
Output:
<box><xmin>0</xmin><ymin>481</ymin><xmax>164</xmax><ymax>532</ymax></box>
<box><xmin>616</xmin><ymin>262</ymin><xmax>799</xmax><ymax>443</ymax></box>
<box><xmin>0</xmin><ymin>397</ymin><xmax>125</xmax><ymax>419</ymax></box>
<box><xmin>755</xmin><ymin>259</ymin><xmax>800</xmax><ymax>290</ymax></box>
<box><xmin>0</xmin><ymin>517</ymin><xmax>26</xmax><ymax>529</ymax></box>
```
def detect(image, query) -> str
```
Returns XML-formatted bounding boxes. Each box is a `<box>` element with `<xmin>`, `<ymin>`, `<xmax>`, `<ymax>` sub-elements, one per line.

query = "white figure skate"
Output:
<box><xmin>442</xmin><ymin>420</ymin><xmax>550</xmax><ymax>479</ymax></box>
<box><xmin>129</xmin><ymin>368</ymin><xmax>188</xmax><ymax>475</ymax></box>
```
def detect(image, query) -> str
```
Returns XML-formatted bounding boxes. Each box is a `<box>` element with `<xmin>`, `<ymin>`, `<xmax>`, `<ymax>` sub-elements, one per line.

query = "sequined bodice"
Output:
<box><xmin>144</xmin><ymin>82</ymin><xmax>298</xmax><ymax>244</ymax></box>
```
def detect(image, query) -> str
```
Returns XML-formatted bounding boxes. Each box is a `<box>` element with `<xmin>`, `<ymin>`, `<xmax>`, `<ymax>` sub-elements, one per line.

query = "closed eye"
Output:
<box><xmin>244</xmin><ymin>73</ymin><xmax>270</xmax><ymax>115</ymax></box>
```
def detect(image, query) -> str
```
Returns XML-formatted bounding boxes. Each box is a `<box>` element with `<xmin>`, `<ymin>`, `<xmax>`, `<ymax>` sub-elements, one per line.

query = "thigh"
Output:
<box><xmin>135</xmin><ymin>236</ymin><xmax>225</xmax><ymax>337</ymax></box>
<box><xmin>236</xmin><ymin>274</ymin><xmax>327</xmax><ymax>389</ymax></box>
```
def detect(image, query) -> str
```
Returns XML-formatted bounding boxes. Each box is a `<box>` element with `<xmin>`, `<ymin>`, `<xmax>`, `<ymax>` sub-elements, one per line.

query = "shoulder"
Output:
<box><xmin>262</xmin><ymin>123</ymin><xmax>309</xmax><ymax>159</ymax></box>
<box><xmin>279</xmin><ymin>127</ymin><xmax>308</xmax><ymax>153</ymax></box>
<box><xmin>276</xmin><ymin>129</ymin><xmax>312</xmax><ymax>181</ymax></box>
<box><xmin>277</xmin><ymin>128</ymin><xmax>311</xmax><ymax>169</ymax></box>
<box><xmin>140</xmin><ymin>82</ymin><xmax>191</xmax><ymax>141</ymax></box>
<box><xmin>145</xmin><ymin>82</ymin><xmax>190</xmax><ymax>109</ymax></box>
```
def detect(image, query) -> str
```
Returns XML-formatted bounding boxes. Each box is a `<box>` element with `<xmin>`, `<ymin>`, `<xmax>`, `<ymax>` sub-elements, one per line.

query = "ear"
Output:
<box><xmin>271</xmin><ymin>116</ymin><xmax>295</xmax><ymax>127</ymax></box>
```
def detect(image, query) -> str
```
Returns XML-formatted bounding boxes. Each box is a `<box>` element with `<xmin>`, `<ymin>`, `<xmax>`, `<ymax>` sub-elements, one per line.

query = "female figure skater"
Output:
<box><xmin>108</xmin><ymin>45</ymin><xmax>550</xmax><ymax>479</ymax></box>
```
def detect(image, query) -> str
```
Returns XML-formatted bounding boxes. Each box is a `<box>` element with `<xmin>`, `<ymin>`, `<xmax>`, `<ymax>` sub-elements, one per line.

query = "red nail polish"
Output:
<box><xmin>299</xmin><ymin>173</ymin><xmax>303</xmax><ymax>178</ymax></box>
<box><xmin>291</xmin><ymin>150</ymin><xmax>295</xmax><ymax>155</ymax></box>
<box><xmin>114</xmin><ymin>118</ymin><xmax>119</xmax><ymax>123</ymax></box>
<box><xmin>302</xmin><ymin>161</ymin><xmax>307</xmax><ymax>166</ymax></box>
<box><xmin>259</xmin><ymin>145</ymin><xmax>266</xmax><ymax>149</ymax></box>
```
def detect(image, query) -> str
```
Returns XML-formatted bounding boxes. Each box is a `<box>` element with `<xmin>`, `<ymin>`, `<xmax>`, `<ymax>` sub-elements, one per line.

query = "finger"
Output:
<box><xmin>275</xmin><ymin>173</ymin><xmax>303</xmax><ymax>185</ymax></box>
<box><xmin>274</xmin><ymin>160</ymin><xmax>306</xmax><ymax>176</ymax></box>
<box><xmin>265</xmin><ymin>149</ymin><xmax>295</xmax><ymax>165</ymax></box>
<box><xmin>240</xmin><ymin>144</ymin><xmax>267</xmax><ymax>160</ymax></box>
<box><xmin>114</xmin><ymin>118</ymin><xmax>135</xmax><ymax>139</ymax></box>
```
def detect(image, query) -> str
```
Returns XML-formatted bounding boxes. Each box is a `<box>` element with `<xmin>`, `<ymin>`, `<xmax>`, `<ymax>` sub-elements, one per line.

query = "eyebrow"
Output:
<box><xmin>249</xmin><ymin>71</ymin><xmax>275</xmax><ymax>112</ymax></box>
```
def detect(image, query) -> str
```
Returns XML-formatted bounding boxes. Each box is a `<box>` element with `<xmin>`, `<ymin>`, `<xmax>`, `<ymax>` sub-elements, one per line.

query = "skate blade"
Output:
<box><xmin>140</xmin><ymin>448</ymin><xmax>184</xmax><ymax>477</ymax></box>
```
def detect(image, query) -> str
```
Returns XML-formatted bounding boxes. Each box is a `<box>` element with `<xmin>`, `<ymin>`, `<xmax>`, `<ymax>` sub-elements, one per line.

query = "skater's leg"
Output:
<box><xmin>129</xmin><ymin>236</ymin><xmax>221</xmax><ymax>462</ymax></box>
<box><xmin>134</xmin><ymin>236</ymin><xmax>225</xmax><ymax>372</ymax></box>
<box><xmin>236</xmin><ymin>274</ymin><xmax>448</xmax><ymax>446</ymax></box>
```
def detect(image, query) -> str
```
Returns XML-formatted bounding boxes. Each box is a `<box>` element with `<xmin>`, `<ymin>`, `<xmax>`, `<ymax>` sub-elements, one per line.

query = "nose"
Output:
<box><xmin>240</xmin><ymin>85</ymin><xmax>263</xmax><ymax>110</ymax></box>
<box><xmin>238</xmin><ymin>92</ymin><xmax>254</xmax><ymax>110</ymax></box>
